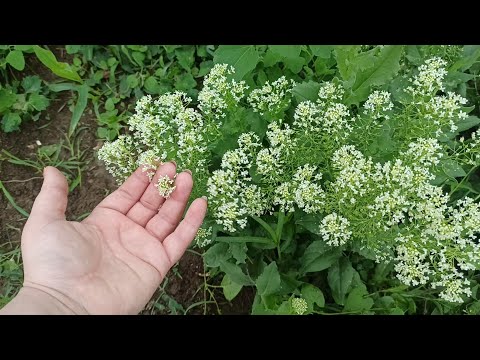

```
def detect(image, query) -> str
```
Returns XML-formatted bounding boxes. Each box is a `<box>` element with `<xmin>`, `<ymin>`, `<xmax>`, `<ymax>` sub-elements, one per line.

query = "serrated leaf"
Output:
<box><xmin>221</xmin><ymin>274</ymin><xmax>243</xmax><ymax>301</ymax></box>
<box><xmin>175</xmin><ymin>46</ymin><xmax>196</xmax><ymax>71</ymax></box>
<box><xmin>0</xmin><ymin>89</ymin><xmax>17</xmax><ymax>113</ymax></box>
<box><xmin>328</xmin><ymin>258</ymin><xmax>355</xmax><ymax>305</ymax></box>
<box><xmin>21</xmin><ymin>76</ymin><xmax>42</xmax><ymax>93</ymax></box>
<box><xmin>300</xmin><ymin>241</ymin><xmax>342</xmax><ymax>274</ymax></box>
<box><xmin>256</xmin><ymin>261</ymin><xmax>281</xmax><ymax>296</ymax></box>
<box><xmin>1</xmin><ymin>112</ymin><xmax>22</xmax><ymax>132</ymax></box>
<box><xmin>214</xmin><ymin>45</ymin><xmax>260</xmax><ymax>80</ymax></box>
<box><xmin>6</xmin><ymin>50</ymin><xmax>25</xmax><ymax>71</ymax></box>
<box><xmin>28</xmin><ymin>93</ymin><xmax>49</xmax><ymax>111</ymax></box>
<box><xmin>33</xmin><ymin>45</ymin><xmax>82</xmax><ymax>82</ymax></box>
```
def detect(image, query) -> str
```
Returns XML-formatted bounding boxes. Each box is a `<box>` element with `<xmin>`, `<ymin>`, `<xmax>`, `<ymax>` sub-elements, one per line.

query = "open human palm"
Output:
<box><xmin>17</xmin><ymin>162</ymin><xmax>207</xmax><ymax>315</ymax></box>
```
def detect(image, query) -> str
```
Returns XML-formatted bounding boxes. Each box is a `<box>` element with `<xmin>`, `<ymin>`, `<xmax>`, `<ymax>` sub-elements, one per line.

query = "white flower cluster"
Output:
<box><xmin>155</xmin><ymin>174</ymin><xmax>176</xmax><ymax>198</ymax></box>
<box><xmin>319</xmin><ymin>213</ymin><xmax>352</xmax><ymax>247</ymax></box>
<box><xmin>291</xmin><ymin>297</ymin><xmax>308</xmax><ymax>315</ymax></box>
<box><xmin>247</xmin><ymin>76</ymin><xmax>295</xmax><ymax>117</ymax></box>
<box><xmin>407</xmin><ymin>57</ymin><xmax>448</xmax><ymax>96</ymax></box>
<box><xmin>328</xmin><ymin>141</ymin><xmax>480</xmax><ymax>302</ymax></box>
<box><xmin>198</xmin><ymin>64</ymin><xmax>248</xmax><ymax>120</ymax></box>
<box><xmin>273</xmin><ymin>164</ymin><xmax>325</xmax><ymax>213</ymax></box>
<box><xmin>195</xmin><ymin>226</ymin><xmax>213</xmax><ymax>248</ymax></box>
<box><xmin>97</xmin><ymin>135</ymin><xmax>138</xmax><ymax>184</ymax></box>
<box><xmin>363</xmin><ymin>90</ymin><xmax>394</xmax><ymax>120</ymax></box>
<box><xmin>207</xmin><ymin>132</ymin><xmax>264</xmax><ymax>232</ymax></box>
<box><xmin>293</xmin><ymin>82</ymin><xmax>352</xmax><ymax>141</ymax></box>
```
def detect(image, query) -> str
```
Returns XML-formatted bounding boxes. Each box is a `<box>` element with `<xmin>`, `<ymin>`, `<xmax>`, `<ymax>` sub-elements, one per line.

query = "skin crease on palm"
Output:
<box><xmin>0</xmin><ymin>162</ymin><xmax>207</xmax><ymax>315</ymax></box>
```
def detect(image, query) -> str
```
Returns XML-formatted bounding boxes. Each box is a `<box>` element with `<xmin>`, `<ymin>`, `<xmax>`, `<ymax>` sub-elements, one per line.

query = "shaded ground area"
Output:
<box><xmin>0</xmin><ymin>54</ymin><xmax>252</xmax><ymax>315</ymax></box>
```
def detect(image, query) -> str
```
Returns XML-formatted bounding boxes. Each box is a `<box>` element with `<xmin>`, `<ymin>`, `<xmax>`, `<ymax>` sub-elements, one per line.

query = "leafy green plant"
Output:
<box><xmin>98</xmin><ymin>45</ymin><xmax>480</xmax><ymax>315</ymax></box>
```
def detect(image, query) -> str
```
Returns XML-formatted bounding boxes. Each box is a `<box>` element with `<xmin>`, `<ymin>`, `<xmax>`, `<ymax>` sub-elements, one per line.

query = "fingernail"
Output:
<box><xmin>185</xmin><ymin>169</ymin><xmax>192</xmax><ymax>175</ymax></box>
<box><xmin>201</xmin><ymin>196</ymin><xmax>207</xmax><ymax>202</ymax></box>
<box><xmin>170</xmin><ymin>160</ymin><xmax>177</xmax><ymax>167</ymax></box>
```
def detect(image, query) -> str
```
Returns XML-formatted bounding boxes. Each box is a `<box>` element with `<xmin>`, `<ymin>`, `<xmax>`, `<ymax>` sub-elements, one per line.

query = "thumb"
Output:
<box><xmin>29</xmin><ymin>166</ymin><xmax>69</xmax><ymax>225</ymax></box>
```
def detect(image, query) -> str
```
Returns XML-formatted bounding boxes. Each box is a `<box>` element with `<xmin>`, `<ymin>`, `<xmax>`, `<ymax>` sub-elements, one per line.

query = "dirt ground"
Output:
<box><xmin>0</xmin><ymin>53</ymin><xmax>253</xmax><ymax>315</ymax></box>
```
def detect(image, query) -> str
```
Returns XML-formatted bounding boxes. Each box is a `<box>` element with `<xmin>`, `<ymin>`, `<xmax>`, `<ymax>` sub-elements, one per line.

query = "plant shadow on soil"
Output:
<box><xmin>0</xmin><ymin>53</ymin><xmax>253</xmax><ymax>315</ymax></box>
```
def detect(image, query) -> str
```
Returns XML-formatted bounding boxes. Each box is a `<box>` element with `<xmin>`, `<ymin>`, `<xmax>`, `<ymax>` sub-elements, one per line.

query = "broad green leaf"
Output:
<box><xmin>65</xmin><ymin>45</ymin><xmax>82</xmax><ymax>54</ymax></box>
<box><xmin>144</xmin><ymin>76</ymin><xmax>160</xmax><ymax>94</ymax></box>
<box><xmin>300</xmin><ymin>241</ymin><xmax>342</xmax><ymax>274</ymax></box>
<box><xmin>228</xmin><ymin>243</ymin><xmax>247</xmax><ymax>265</ymax></box>
<box><xmin>334</xmin><ymin>45</ymin><xmax>365</xmax><ymax>87</ymax></box>
<box><xmin>48</xmin><ymin>83</ymin><xmax>78</xmax><ymax>92</ymax></box>
<box><xmin>69</xmin><ymin>84</ymin><xmax>89</xmax><ymax>136</ymax></box>
<box><xmin>14</xmin><ymin>45</ymin><xmax>33</xmax><ymax>52</ymax></box>
<box><xmin>131</xmin><ymin>51</ymin><xmax>145</xmax><ymax>67</ymax></box>
<box><xmin>343</xmin><ymin>286</ymin><xmax>374</xmax><ymax>313</ymax></box>
<box><xmin>126</xmin><ymin>74</ymin><xmax>139</xmax><ymax>89</ymax></box>
<box><xmin>292</xmin><ymin>81</ymin><xmax>321</xmax><ymax>103</ymax></box>
<box><xmin>33</xmin><ymin>45</ymin><xmax>82</xmax><ymax>82</ymax></box>
<box><xmin>203</xmin><ymin>243</ymin><xmax>229</xmax><ymax>267</ymax></box>
<box><xmin>0</xmin><ymin>89</ymin><xmax>17</xmax><ymax>113</ymax></box>
<box><xmin>450</xmin><ymin>46</ymin><xmax>480</xmax><ymax>72</ymax></box>
<box><xmin>456</xmin><ymin>116</ymin><xmax>480</xmax><ymax>132</ymax></box>
<box><xmin>310</xmin><ymin>45</ymin><xmax>333</xmax><ymax>58</ymax></box>
<box><xmin>28</xmin><ymin>93</ymin><xmax>49</xmax><ymax>111</ymax></box>
<box><xmin>214</xmin><ymin>45</ymin><xmax>260</xmax><ymax>80</ymax></box>
<box><xmin>441</xmin><ymin>159</ymin><xmax>467</xmax><ymax>178</ymax></box>
<box><xmin>328</xmin><ymin>258</ymin><xmax>355</xmax><ymax>305</ymax></box>
<box><xmin>346</xmin><ymin>45</ymin><xmax>404</xmax><ymax>105</ymax></box>
<box><xmin>295</xmin><ymin>211</ymin><xmax>322</xmax><ymax>234</ymax></box>
<box><xmin>256</xmin><ymin>261</ymin><xmax>281</xmax><ymax>296</ymax></box>
<box><xmin>1</xmin><ymin>112</ymin><xmax>22</xmax><ymax>132</ymax></box>
<box><xmin>197</xmin><ymin>60</ymin><xmax>214</xmax><ymax>77</ymax></box>
<box><xmin>221</xmin><ymin>274</ymin><xmax>243</xmax><ymax>301</ymax></box>
<box><xmin>284</xmin><ymin>56</ymin><xmax>305</xmax><ymax>74</ymax></box>
<box><xmin>269</xmin><ymin>45</ymin><xmax>302</xmax><ymax>59</ymax></box>
<box><xmin>301</xmin><ymin>283</ymin><xmax>325</xmax><ymax>312</ymax></box>
<box><xmin>175</xmin><ymin>46</ymin><xmax>196</xmax><ymax>71</ymax></box>
<box><xmin>21</xmin><ymin>76</ymin><xmax>42</xmax><ymax>93</ymax></box>
<box><xmin>219</xmin><ymin>261</ymin><xmax>253</xmax><ymax>286</ymax></box>
<box><xmin>105</xmin><ymin>98</ymin><xmax>115</xmax><ymax>111</ymax></box>
<box><xmin>6</xmin><ymin>50</ymin><xmax>25</xmax><ymax>71</ymax></box>
<box><xmin>175</xmin><ymin>73</ymin><xmax>196</xmax><ymax>91</ymax></box>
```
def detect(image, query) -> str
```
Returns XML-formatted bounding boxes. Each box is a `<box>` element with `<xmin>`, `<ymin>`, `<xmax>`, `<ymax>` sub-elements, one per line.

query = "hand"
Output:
<box><xmin>0</xmin><ymin>162</ymin><xmax>207</xmax><ymax>315</ymax></box>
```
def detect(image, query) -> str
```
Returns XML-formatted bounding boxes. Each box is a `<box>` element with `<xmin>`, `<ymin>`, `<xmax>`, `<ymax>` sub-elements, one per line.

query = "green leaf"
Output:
<box><xmin>144</xmin><ymin>76</ymin><xmax>161</xmax><ymax>94</ymax></box>
<box><xmin>21</xmin><ymin>76</ymin><xmax>42</xmax><ymax>93</ymax></box>
<box><xmin>309</xmin><ymin>45</ymin><xmax>333</xmax><ymax>58</ymax></box>
<box><xmin>301</xmin><ymin>283</ymin><xmax>325</xmax><ymax>312</ymax></box>
<box><xmin>441</xmin><ymin>159</ymin><xmax>467</xmax><ymax>178</ymax></box>
<box><xmin>300</xmin><ymin>241</ymin><xmax>342</xmax><ymax>274</ymax></box>
<box><xmin>457</xmin><ymin>116</ymin><xmax>480</xmax><ymax>133</ymax></box>
<box><xmin>33</xmin><ymin>45</ymin><xmax>82</xmax><ymax>82</ymax></box>
<box><xmin>14</xmin><ymin>45</ymin><xmax>33</xmax><ymax>52</ymax></box>
<box><xmin>197</xmin><ymin>60</ymin><xmax>214</xmax><ymax>77</ymax></box>
<box><xmin>256</xmin><ymin>261</ymin><xmax>281</xmax><ymax>296</ymax></box>
<box><xmin>334</xmin><ymin>45</ymin><xmax>365</xmax><ymax>87</ymax></box>
<box><xmin>105</xmin><ymin>98</ymin><xmax>115</xmax><ymax>111</ymax></box>
<box><xmin>343</xmin><ymin>286</ymin><xmax>374</xmax><ymax>313</ymax></box>
<box><xmin>131</xmin><ymin>51</ymin><xmax>145</xmax><ymax>67</ymax></box>
<box><xmin>214</xmin><ymin>45</ymin><xmax>260</xmax><ymax>80</ymax></box>
<box><xmin>346</xmin><ymin>45</ymin><xmax>404</xmax><ymax>105</ymax></box>
<box><xmin>269</xmin><ymin>45</ymin><xmax>302</xmax><ymax>58</ymax></box>
<box><xmin>28</xmin><ymin>93</ymin><xmax>49</xmax><ymax>111</ymax></box>
<box><xmin>228</xmin><ymin>243</ymin><xmax>247</xmax><ymax>265</ymax></box>
<box><xmin>175</xmin><ymin>46</ymin><xmax>196</xmax><ymax>71</ymax></box>
<box><xmin>295</xmin><ymin>211</ymin><xmax>322</xmax><ymax>234</ymax></box>
<box><xmin>0</xmin><ymin>180</ymin><xmax>29</xmax><ymax>217</ymax></box>
<box><xmin>6</xmin><ymin>50</ymin><xmax>25</xmax><ymax>71</ymax></box>
<box><xmin>292</xmin><ymin>81</ymin><xmax>321</xmax><ymax>103</ymax></box>
<box><xmin>328</xmin><ymin>258</ymin><xmax>355</xmax><ymax>305</ymax></box>
<box><xmin>126</xmin><ymin>74</ymin><xmax>139</xmax><ymax>89</ymax></box>
<box><xmin>203</xmin><ymin>243</ymin><xmax>229</xmax><ymax>267</ymax></box>
<box><xmin>219</xmin><ymin>261</ymin><xmax>253</xmax><ymax>286</ymax></box>
<box><xmin>0</xmin><ymin>89</ymin><xmax>17</xmax><ymax>113</ymax></box>
<box><xmin>221</xmin><ymin>274</ymin><xmax>243</xmax><ymax>301</ymax></box>
<box><xmin>1</xmin><ymin>112</ymin><xmax>22</xmax><ymax>132</ymax></box>
<box><xmin>69</xmin><ymin>84</ymin><xmax>89</xmax><ymax>136</ymax></box>
<box><xmin>175</xmin><ymin>73</ymin><xmax>196</xmax><ymax>91</ymax></box>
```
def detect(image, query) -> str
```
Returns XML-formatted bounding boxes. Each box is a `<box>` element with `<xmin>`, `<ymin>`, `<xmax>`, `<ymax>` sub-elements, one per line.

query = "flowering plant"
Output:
<box><xmin>99</xmin><ymin>45</ymin><xmax>480</xmax><ymax>314</ymax></box>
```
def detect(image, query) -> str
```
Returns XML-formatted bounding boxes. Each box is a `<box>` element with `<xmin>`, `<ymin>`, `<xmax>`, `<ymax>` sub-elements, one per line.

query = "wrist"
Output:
<box><xmin>0</xmin><ymin>285</ymin><xmax>88</xmax><ymax>315</ymax></box>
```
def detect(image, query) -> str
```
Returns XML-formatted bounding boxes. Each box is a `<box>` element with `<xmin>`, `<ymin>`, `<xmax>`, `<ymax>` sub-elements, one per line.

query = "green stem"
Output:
<box><xmin>450</xmin><ymin>165</ymin><xmax>478</xmax><ymax>196</ymax></box>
